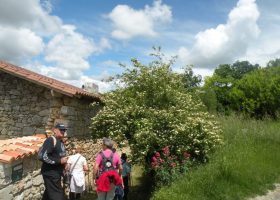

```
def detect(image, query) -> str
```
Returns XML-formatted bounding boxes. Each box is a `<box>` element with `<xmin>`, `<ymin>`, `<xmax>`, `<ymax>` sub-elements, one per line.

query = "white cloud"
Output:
<box><xmin>99</xmin><ymin>38</ymin><xmax>112</xmax><ymax>52</ymax></box>
<box><xmin>44</xmin><ymin>25</ymin><xmax>112</xmax><ymax>80</ymax></box>
<box><xmin>45</xmin><ymin>25</ymin><xmax>94</xmax><ymax>71</ymax></box>
<box><xmin>0</xmin><ymin>0</ymin><xmax>112</xmax><ymax>89</ymax></box>
<box><xmin>26</xmin><ymin>62</ymin><xmax>113</xmax><ymax>93</ymax></box>
<box><xmin>0</xmin><ymin>0</ymin><xmax>62</xmax><ymax>34</ymax></box>
<box><xmin>0</xmin><ymin>0</ymin><xmax>61</xmax><ymax>62</ymax></box>
<box><xmin>237</xmin><ymin>1</ymin><xmax>280</xmax><ymax>66</ymax></box>
<box><xmin>178</xmin><ymin>0</ymin><xmax>260</xmax><ymax>68</ymax></box>
<box><xmin>108</xmin><ymin>0</ymin><xmax>172</xmax><ymax>40</ymax></box>
<box><xmin>0</xmin><ymin>26</ymin><xmax>44</xmax><ymax>63</ymax></box>
<box><xmin>64</xmin><ymin>75</ymin><xmax>115</xmax><ymax>94</ymax></box>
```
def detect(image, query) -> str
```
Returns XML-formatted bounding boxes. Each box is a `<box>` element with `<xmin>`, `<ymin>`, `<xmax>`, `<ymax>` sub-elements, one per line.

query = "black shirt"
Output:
<box><xmin>40</xmin><ymin>136</ymin><xmax>66</xmax><ymax>177</ymax></box>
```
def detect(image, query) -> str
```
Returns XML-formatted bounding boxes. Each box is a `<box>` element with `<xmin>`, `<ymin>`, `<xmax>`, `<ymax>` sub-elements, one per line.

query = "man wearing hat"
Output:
<box><xmin>41</xmin><ymin>123</ymin><xmax>69</xmax><ymax>200</ymax></box>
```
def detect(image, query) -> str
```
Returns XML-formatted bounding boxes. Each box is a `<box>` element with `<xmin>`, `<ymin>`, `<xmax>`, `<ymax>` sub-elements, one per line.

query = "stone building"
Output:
<box><xmin>0</xmin><ymin>61</ymin><xmax>103</xmax><ymax>199</ymax></box>
<box><xmin>0</xmin><ymin>61</ymin><xmax>101</xmax><ymax>138</ymax></box>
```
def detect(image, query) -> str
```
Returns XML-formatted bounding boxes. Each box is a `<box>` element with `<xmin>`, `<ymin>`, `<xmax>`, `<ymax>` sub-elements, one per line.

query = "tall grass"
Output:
<box><xmin>152</xmin><ymin>116</ymin><xmax>280</xmax><ymax>200</ymax></box>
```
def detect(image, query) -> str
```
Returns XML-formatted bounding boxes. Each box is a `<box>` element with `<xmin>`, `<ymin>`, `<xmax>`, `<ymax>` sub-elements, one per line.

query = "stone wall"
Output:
<box><xmin>0</xmin><ymin>71</ymin><xmax>50</xmax><ymax>138</ymax></box>
<box><xmin>48</xmin><ymin>94</ymin><xmax>99</xmax><ymax>137</ymax></box>
<box><xmin>0</xmin><ymin>71</ymin><xmax>100</xmax><ymax>139</ymax></box>
<box><xmin>0</xmin><ymin>70</ymin><xmax>103</xmax><ymax>199</ymax></box>
<box><xmin>0</xmin><ymin>156</ymin><xmax>44</xmax><ymax>200</ymax></box>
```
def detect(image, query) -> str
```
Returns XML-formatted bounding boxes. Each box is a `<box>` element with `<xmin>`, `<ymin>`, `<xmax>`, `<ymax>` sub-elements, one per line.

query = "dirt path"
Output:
<box><xmin>247</xmin><ymin>184</ymin><xmax>280</xmax><ymax>200</ymax></box>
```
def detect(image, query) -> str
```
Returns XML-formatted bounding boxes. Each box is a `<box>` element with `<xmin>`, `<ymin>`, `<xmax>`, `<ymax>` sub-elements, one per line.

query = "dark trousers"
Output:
<box><xmin>123</xmin><ymin>176</ymin><xmax>129</xmax><ymax>200</ymax></box>
<box><xmin>42</xmin><ymin>175</ymin><xmax>64</xmax><ymax>200</ymax></box>
<box><xmin>69</xmin><ymin>192</ymin><xmax>81</xmax><ymax>200</ymax></box>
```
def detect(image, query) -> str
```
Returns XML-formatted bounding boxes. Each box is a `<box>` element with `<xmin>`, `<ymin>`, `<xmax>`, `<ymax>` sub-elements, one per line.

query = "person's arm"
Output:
<box><xmin>92</xmin><ymin>162</ymin><xmax>99</xmax><ymax>186</ymax></box>
<box><xmin>65</xmin><ymin>157</ymin><xmax>71</xmax><ymax>172</ymax></box>
<box><xmin>41</xmin><ymin>137</ymin><xmax>61</xmax><ymax>165</ymax></box>
<box><xmin>65</xmin><ymin>163</ymin><xmax>71</xmax><ymax>171</ymax></box>
<box><xmin>118</xmin><ymin>161</ymin><xmax>123</xmax><ymax>177</ymax></box>
<box><xmin>83</xmin><ymin>159</ymin><xmax>89</xmax><ymax>172</ymax></box>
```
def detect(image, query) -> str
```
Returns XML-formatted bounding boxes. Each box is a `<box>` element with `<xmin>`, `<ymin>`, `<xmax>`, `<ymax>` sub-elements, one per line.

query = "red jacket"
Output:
<box><xmin>96</xmin><ymin>170</ymin><xmax>122</xmax><ymax>192</ymax></box>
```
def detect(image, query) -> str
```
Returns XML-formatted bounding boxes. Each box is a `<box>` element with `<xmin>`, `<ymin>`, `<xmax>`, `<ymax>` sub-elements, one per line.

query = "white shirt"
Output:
<box><xmin>67</xmin><ymin>153</ymin><xmax>87</xmax><ymax>174</ymax></box>
<box><xmin>67</xmin><ymin>153</ymin><xmax>87</xmax><ymax>193</ymax></box>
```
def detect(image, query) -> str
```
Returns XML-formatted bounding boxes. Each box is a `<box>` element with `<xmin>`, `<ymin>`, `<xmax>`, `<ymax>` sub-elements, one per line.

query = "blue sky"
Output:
<box><xmin>0</xmin><ymin>0</ymin><xmax>279</xmax><ymax>92</ymax></box>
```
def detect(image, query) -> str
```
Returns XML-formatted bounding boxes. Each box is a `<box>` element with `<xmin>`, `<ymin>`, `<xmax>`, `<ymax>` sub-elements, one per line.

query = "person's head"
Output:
<box><xmin>102</xmin><ymin>137</ymin><xmax>113</xmax><ymax>150</ymax></box>
<box><xmin>53</xmin><ymin>123</ymin><xmax>67</xmax><ymax>139</ymax></box>
<box><xmin>121</xmin><ymin>153</ymin><xmax>127</xmax><ymax>161</ymax></box>
<box><xmin>73</xmin><ymin>145</ymin><xmax>82</xmax><ymax>154</ymax></box>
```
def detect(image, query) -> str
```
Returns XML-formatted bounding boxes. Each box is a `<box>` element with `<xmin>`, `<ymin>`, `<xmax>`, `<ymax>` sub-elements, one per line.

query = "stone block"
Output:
<box><xmin>31</xmin><ymin>115</ymin><xmax>42</xmax><ymax>126</ymax></box>
<box><xmin>13</xmin><ymin>193</ymin><xmax>24</xmax><ymax>200</ymax></box>
<box><xmin>32</xmin><ymin>175</ymin><xmax>43</xmax><ymax>186</ymax></box>
<box><xmin>22</xmin><ymin>127</ymin><xmax>36</xmax><ymax>136</ymax></box>
<box><xmin>38</xmin><ymin>109</ymin><xmax>50</xmax><ymax>117</ymax></box>
<box><xmin>0</xmin><ymin>184</ymin><xmax>13</xmax><ymax>200</ymax></box>
<box><xmin>60</xmin><ymin>106</ymin><xmax>76</xmax><ymax>116</ymax></box>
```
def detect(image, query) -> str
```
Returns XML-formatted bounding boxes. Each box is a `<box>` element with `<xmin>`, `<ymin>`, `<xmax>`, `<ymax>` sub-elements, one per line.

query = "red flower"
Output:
<box><xmin>151</xmin><ymin>160</ymin><xmax>161</xmax><ymax>169</ymax></box>
<box><xmin>170</xmin><ymin>162</ymin><xmax>176</xmax><ymax>168</ymax></box>
<box><xmin>162</xmin><ymin>146</ymin><xmax>170</xmax><ymax>156</ymax></box>
<box><xmin>155</xmin><ymin>152</ymin><xmax>160</xmax><ymax>158</ymax></box>
<box><xmin>152</xmin><ymin>156</ymin><xmax>157</xmax><ymax>162</ymax></box>
<box><xmin>183</xmin><ymin>152</ymin><xmax>190</xmax><ymax>159</ymax></box>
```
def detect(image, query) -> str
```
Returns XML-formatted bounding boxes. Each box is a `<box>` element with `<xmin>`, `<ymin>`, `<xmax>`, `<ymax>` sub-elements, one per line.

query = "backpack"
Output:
<box><xmin>100</xmin><ymin>151</ymin><xmax>115</xmax><ymax>174</ymax></box>
<box><xmin>38</xmin><ymin>136</ymin><xmax>57</xmax><ymax>161</ymax></box>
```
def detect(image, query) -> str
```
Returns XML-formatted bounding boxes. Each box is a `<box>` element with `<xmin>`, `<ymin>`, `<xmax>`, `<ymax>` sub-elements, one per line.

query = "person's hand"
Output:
<box><xmin>60</xmin><ymin>156</ymin><xmax>68</xmax><ymax>164</ymax></box>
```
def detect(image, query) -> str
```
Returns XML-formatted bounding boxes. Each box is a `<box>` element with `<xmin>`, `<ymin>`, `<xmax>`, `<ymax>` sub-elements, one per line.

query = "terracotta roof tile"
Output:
<box><xmin>3</xmin><ymin>151</ymin><xmax>25</xmax><ymax>159</ymax></box>
<box><xmin>0</xmin><ymin>154</ymin><xmax>15</xmax><ymax>163</ymax></box>
<box><xmin>0</xmin><ymin>135</ymin><xmax>47</xmax><ymax>163</ymax></box>
<box><xmin>0</xmin><ymin>61</ymin><xmax>101</xmax><ymax>101</ymax></box>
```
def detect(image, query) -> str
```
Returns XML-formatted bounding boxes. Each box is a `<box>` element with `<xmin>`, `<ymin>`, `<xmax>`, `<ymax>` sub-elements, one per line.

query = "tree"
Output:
<box><xmin>202</xmin><ymin>60</ymin><xmax>259</xmax><ymax>113</ymax></box>
<box><xmin>267</xmin><ymin>58</ymin><xmax>280</xmax><ymax>68</ymax></box>
<box><xmin>231</xmin><ymin>61</ymin><xmax>259</xmax><ymax>79</ymax></box>
<box><xmin>229</xmin><ymin>66</ymin><xmax>280</xmax><ymax>118</ymax></box>
<box><xmin>181</xmin><ymin>66</ymin><xmax>202</xmax><ymax>91</ymax></box>
<box><xmin>90</xmin><ymin>50</ymin><xmax>222</xmax><ymax>169</ymax></box>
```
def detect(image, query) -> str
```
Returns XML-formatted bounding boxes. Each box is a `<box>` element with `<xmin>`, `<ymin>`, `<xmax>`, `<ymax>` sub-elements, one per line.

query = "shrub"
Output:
<box><xmin>91</xmin><ymin>49</ymin><xmax>222</xmax><ymax>174</ymax></box>
<box><xmin>150</xmin><ymin>146</ymin><xmax>191</xmax><ymax>187</ymax></box>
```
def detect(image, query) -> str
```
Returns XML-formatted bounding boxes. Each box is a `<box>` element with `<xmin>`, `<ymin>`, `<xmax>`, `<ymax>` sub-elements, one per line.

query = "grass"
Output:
<box><xmin>152</xmin><ymin>115</ymin><xmax>280</xmax><ymax>200</ymax></box>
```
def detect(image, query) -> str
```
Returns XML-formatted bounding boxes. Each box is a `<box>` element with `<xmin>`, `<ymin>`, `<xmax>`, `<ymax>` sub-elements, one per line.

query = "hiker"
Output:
<box><xmin>40</xmin><ymin>123</ymin><xmax>68</xmax><ymax>200</ymax></box>
<box><xmin>121</xmin><ymin>153</ymin><xmax>131</xmax><ymax>200</ymax></box>
<box><xmin>93</xmin><ymin>138</ymin><xmax>123</xmax><ymax>200</ymax></box>
<box><xmin>66</xmin><ymin>145</ymin><xmax>88</xmax><ymax>200</ymax></box>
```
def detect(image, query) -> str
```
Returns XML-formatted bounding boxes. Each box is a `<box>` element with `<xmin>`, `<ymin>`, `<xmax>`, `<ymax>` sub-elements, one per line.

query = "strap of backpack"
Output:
<box><xmin>70</xmin><ymin>155</ymin><xmax>82</xmax><ymax>175</ymax></box>
<box><xmin>100</xmin><ymin>151</ymin><xmax>107</xmax><ymax>169</ymax></box>
<box><xmin>50</xmin><ymin>136</ymin><xmax>57</xmax><ymax>147</ymax></box>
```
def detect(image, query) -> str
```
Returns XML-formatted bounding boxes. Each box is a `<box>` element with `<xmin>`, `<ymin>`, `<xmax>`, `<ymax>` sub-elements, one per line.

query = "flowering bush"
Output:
<box><xmin>91</xmin><ymin>49</ymin><xmax>222</xmax><ymax>178</ymax></box>
<box><xmin>150</xmin><ymin>146</ymin><xmax>191</xmax><ymax>186</ymax></box>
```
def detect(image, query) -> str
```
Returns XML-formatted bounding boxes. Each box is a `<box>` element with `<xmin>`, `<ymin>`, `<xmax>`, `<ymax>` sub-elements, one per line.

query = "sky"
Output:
<box><xmin>0</xmin><ymin>0</ymin><xmax>280</xmax><ymax>93</ymax></box>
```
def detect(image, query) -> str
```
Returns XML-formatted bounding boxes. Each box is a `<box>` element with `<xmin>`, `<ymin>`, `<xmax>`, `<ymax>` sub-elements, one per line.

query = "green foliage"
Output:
<box><xmin>150</xmin><ymin>146</ymin><xmax>191</xmax><ymax>187</ymax></box>
<box><xmin>214</xmin><ymin>61</ymin><xmax>259</xmax><ymax>79</ymax></box>
<box><xmin>229</xmin><ymin>66</ymin><xmax>280</xmax><ymax>118</ymax></box>
<box><xmin>203</xmin><ymin>74</ymin><xmax>234</xmax><ymax>112</ymax></box>
<box><xmin>202</xmin><ymin>60</ymin><xmax>259</xmax><ymax>113</ymax></box>
<box><xmin>267</xmin><ymin>58</ymin><xmax>280</xmax><ymax>68</ymax></box>
<box><xmin>91</xmin><ymin>50</ymin><xmax>222</xmax><ymax>172</ymax></box>
<box><xmin>199</xmin><ymin>87</ymin><xmax>218</xmax><ymax>113</ymax></box>
<box><xmin>181</xmin><ymin>66</ymin><xmax>202</xmax><ymax>91</ymax></box>
<box><xmin>152</xmin><ymin>116</ymin><xmax>280</xmax><ymax>200</ymax></box>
